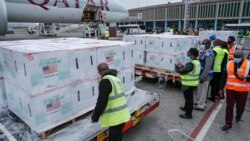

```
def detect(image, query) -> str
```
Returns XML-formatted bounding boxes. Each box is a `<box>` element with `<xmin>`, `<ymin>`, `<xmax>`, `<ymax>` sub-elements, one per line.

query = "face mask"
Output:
<box><xmin>186</xmin><ymin>56</ymin><xmax>192</xmax><ymax>62</ymax></box>
<box><xmin>200</xmin><ymin>45</ymin><xmax>206</xmax><ymax>50</ymax></box>
<box><xmin>234</xmin><ymin>58</ymin><xmax>242</xmax><ymax>64</ymax></box>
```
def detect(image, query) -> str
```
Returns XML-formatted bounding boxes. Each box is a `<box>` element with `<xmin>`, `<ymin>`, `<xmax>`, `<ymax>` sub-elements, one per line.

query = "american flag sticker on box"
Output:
<box><xmin>43</xmin><ymin>64</ymin><xmax>58</xmax><ymax>75</ymax></box>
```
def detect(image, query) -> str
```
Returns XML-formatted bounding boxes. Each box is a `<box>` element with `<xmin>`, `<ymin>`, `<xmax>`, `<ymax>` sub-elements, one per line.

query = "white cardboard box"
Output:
<box><xmin>71</xmin><ymin>78</ymin><xmax>98</xmax><ymax>114</ymax></box>
<box><xmin>0</xmin><ymin>38</ymin><xmax>137</xmax><ymax>133</ymax></box>
<box><xmin>118</xmin><ymin>68</ymin><xmax>135</xmax><ymax>94</ymax></box>
<box><xmin>0</xmin><ymin>79</ymin><xmax>7</xmax><ymax>108</ymax></box>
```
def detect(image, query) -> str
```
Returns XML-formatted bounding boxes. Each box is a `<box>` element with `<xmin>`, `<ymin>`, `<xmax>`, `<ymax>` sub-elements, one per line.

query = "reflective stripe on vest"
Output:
<box><xmin>101</xmin><ymin>75</ymin><xmax>131</xmax><ymax>127</ymax></box>
<box><xmin>213</xmin><ymin>47</ymin><xmax>225</xmax><ymax>72</ymax></box>
<box><xmin>226</xmin><ymin>59</ymin><xmax>250</xmax><ymax>92</ymax></box>
<box><xmin>181</xmin><ymin>60</ymin><xmax>201</xmax><ymax>86</ymax></box>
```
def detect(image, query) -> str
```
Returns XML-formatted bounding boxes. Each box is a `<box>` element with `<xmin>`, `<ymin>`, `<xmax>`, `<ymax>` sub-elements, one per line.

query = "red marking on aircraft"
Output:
<box><xmin>28</xmin><ymin>0</ymin><xmax>80</xmax><ymax>10</ymax></box>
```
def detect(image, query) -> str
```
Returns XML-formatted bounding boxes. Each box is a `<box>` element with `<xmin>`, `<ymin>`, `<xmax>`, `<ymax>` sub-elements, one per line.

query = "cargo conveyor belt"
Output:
<box><xmin>0</xmin><ymin>89</ymin><xmax>160</xmax><ymax>141</ymax></box>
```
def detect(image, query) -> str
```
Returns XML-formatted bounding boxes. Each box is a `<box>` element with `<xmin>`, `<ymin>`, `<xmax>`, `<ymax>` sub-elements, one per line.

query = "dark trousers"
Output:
<box><xmin>210</xmin><ymin>72</ymin><xmax>222</xmax><ymax>100</ymax></box>
<box><xmin>183</xmin><ymin>86</ymin><xmax>195</xmax><ymax>115</ymax></box>
<box><xmin>225</xmin><ymin>89</ymin><xmax>248</xmax><ymax>125</ymax></box>
<box><xmin>109</xmin><ymin>123</ymin><xmax>125</xmax><ymax>141</ymax></box>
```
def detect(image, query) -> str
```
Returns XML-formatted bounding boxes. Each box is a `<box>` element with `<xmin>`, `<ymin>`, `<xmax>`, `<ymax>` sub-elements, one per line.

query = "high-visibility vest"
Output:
<box><xmin>104</xmin><ymin>30</ymin><xmax>110</xmax><ymax>38</ymax></box>
<box><xmin>180</xmin><ymin>60</ymin><xmax>201</xmax><ymax>86</ymax></box>
<box><xmin>226</xmin><ymin>59</ymin><xmax>250</xmax><ymax>92</ymax></box>
<box><xmin>170</xmin><ymin>29</ymin><xmax>174</xmax><ymax>33</ymax></box>
<box><xmin>101</xmin><ymin>75</ymin><xmax>131</xmax><ymax>127</ymax></box>
<box><xmin>228</xmin><ymin>44</ymin><xmax>236</xmax><ymax>60</ymax></box>
<box><xmin>213</xmin><ymin>47</ymin><xmax>225</xmax><ymax>72</ymax></box>
<box><xmin>244</xmin><ymin>31</ymin><xmax>250</xmax><ymax>39</ymax></box>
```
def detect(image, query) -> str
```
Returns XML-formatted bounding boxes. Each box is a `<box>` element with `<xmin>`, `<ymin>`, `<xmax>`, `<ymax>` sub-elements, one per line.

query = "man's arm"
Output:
<box><xmin>221</xmin><ymin>53</ymin><xmax>228</xmax><ymax>71</ymax></box>
<box><xmin>200</xmin><ymin>55</ymin><xmax>213</xmax><ymax>80</ymax></box>
<box><xmin>175</xmin><ymin>62</ymin><xmax>194</xmax><ymax>74</ymax></box>
<box><xmin>91</xmin><ymin>79</ymin><xmax>112</xmax><ymax>122</ymax></box>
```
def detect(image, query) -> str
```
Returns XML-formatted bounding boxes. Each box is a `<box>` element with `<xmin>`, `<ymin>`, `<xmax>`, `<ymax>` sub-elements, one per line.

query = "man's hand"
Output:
<box><xmin>235</xmin><ymin>74</ymin><xmax>245</xmax><ymax>81</ymax></box>
<box><xmin>90</xmin><ymin>116</ymin><xmax>97</xmax><ymax>123</ymax></box>
<box><xmin>175</xmin><ymin>63</ymin><xmax>183</xmax><ymax>68</ymax></box>
<box><xmin>219</xmin><ymin>90</ymin><xmax>224</xmax><ymax>98</ymax></box>
<box><xmin>200</xmin><ymin>79</ymin><xmax>205</xmax><ymax>83</ymax></box>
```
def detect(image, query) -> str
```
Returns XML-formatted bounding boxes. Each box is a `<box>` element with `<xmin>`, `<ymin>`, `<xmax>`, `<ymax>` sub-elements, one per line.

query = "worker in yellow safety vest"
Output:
<box><xmin>243</xmin><ymin>30</ymin><xmax>250</xmax><ymax>39</ymax></box>
<box><xmin>91</xmin><ymin>63</ymin><xmax>131</xmax><ymax>141</ymax></box>
<box><xmin>104</xmin><ymin>29</ymin><xmax>110</xmax><ymax>40</ymax></box>
<box><xmin>227</xmin><ymin>36</ymin><xmax>237</xmax><ymax>60</ymax></box>
<box><xmin>208</xmin><ymin>40</ymin><xmax>229</xmax><ymax>102</ymax></box>
<box><xmin>175</xmin><ymin>48</ymin><xmax>201</xmax><ymax>119</ymax></box>
<box><xmin>220</xmin><ymin>50</ymin><xmax>250</xmax><ymax>131</ymax></box>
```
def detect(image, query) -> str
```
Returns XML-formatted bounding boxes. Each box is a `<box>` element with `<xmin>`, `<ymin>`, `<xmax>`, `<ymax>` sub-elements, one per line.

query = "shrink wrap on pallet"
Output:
<box><xmin>118</xmin><ymin>68</ymin><xmax>135</xmax><ymax>94</ymax></box>
<box><xmin>0</xmin><ymin>79</ymin><xmax>7</xmax><ymax>108</ymax></box>
<box><xmin>0</xmin><ymin>38</ymin><xmax>136</xmax><ymax>133</ymax></box>
<box><xmin>123</xmin><ymin>35</ymin><xmax>146</xmax><ymax>51</ymax></box>
<box><xmin>199</xmin><ymin>31</ymin><xmax>238</xmax><ymax>42</ymax></box>
<box><xmin>124</xmin><ymin>34</ymin><xmax>199</xmax><ymax>71</ymax></box>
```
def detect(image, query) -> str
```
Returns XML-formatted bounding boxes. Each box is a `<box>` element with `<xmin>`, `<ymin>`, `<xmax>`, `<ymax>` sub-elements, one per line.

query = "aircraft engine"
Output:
<box><xmin>0</xmin><ymin>0</ymin><xmax>8</xmax><ymax>35</ymax></box>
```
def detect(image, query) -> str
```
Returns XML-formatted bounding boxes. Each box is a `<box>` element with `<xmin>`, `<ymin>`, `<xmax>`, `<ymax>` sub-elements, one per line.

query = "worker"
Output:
<box><xmin>237</xmin><ymin>29</ymin><xmax>245</xmax><ymax>44</ymax></box>
<box><xmin>194</xmin><ymin>39</ymin><xmax>214</xmax><ymax>111</ymax></box>
<box><xmin>208</xmin><ymin>39</ymin><xmax>228</xmax><ymax>102</ymax></box>
<box><xmin>27</xmin><ymin>27</ymin><xmax>32</xmax><ymax>35</ymax></box>
<box><xmin>227</xmin><ymin>36</ymin><xmax>237</xmax><ymax>60</ymax></box>
<box><xmin>243</xmin><ymin>29</ymin><xmax>250</xmax><ymax>39</ymax></box>
<box><xmin>175</xmin><ymin>48</ymin><xmax>201</xmax><ymax>119</ymax></box>
<box><xmin>218</xmin><ymin>41</ymin><xmax>230</xmax><ymax>99</ymax></box>
<box><xmin>91</xmin><ymin>63</ymin><xmax>131</xmax><ymax>141</ymax></box>
<box><xmin>104</xmin><ymin>29</ymin><xmax>110</xmax><ymax>40</ymax></box>
<box><xmin>209</xmin><ymin>34</ymin><xmax>216</xmax><ymax>48</ymax></box>
<box><xmin>170</xmin><ymin>28</ymin><xmax>174</xmax><ymax>34</ymax></box>
<box><xmin>221</xmin><ymin>50</ymin><xmax>250</xmax><ymax>131</ymax></box>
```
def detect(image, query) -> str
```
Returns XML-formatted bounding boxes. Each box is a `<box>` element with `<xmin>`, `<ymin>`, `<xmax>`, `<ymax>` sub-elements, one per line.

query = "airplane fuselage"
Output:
<box><xmin>0</xmin><ymin>0</ymin><xmax>128</xmax><ymax>35</ymax></box>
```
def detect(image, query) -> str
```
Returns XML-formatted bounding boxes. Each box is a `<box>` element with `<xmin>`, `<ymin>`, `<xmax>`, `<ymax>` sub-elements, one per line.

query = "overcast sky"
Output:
<box><xmin>120</xmin><ymin>0</ymin><xmax>182</xmax><ymax>9</ymax></box>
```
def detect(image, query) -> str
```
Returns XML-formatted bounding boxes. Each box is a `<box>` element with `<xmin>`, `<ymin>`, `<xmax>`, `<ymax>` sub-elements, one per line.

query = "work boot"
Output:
<box><xmin>222</xmin><ymin>124</ymin><xmax>232</xmax><ymax>131</ymax></box>
<box><xmin>193</xmin><ymin>105</ymin><xmax>205</xmax><ymax>111</ymax></box>
<box><xmin>180</xmin><ymin>106</ymin><xmax>186</xmax><ymax>112</ymax></box>
<box><xmin>236</xmin><ymin>115</ymin><xmax>242</xmax><ymax>122</ymax></box>
<box><xmin>179</xmin><ymin>114</ymin><xmax>192</xmax><ymax>119</ymax></box>
<box><xmin>207</xmin><ymin>97</ymin><xmax>215</xmax><ymax>102</ymax></box>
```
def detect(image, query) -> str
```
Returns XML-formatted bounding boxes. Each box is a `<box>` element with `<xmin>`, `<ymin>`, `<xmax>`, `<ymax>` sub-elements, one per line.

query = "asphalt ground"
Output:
<box><xmin>124</xmin><ymin>78</ymin><xmax>250</xmax><ymax>141</ymax></box>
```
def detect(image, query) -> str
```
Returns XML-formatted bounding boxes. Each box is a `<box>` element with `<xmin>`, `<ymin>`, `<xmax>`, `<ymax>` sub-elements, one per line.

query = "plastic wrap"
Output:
<box><xmin>0</xmin><ymin>89</ymin><xmax>155</xmax><ymax>141</ymax></box>
<box><xmin>0</xmin><ymin>38</ymin><xmax>136</xmax><ymax>134</ymax></box>
<box><xmin>199</xmin><ymin>31</ymin><xmax>238</xmax><ymax>42</ymax></box>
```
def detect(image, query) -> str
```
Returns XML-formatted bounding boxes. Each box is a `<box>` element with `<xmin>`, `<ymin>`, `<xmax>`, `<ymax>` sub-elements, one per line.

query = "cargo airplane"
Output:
<box><xmin>0</xmin><ymin>0</ymin><xmax>129</xmax><ymax>35</ymax></box>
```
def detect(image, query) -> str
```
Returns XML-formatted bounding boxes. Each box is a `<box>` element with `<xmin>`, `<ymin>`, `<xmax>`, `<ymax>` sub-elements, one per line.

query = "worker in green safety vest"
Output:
<box><xmin>104</xmin><ymin>29</ymin><xmax>110</xmax><ymax>40</ymax></box>
<box><xmin>208</xmin><ymin>40</ymin><xmax>229</xmax><ymax>102</ymax></box>
<box><xmin>244</xmin><ymin>30</ymin><xmax>250</xmax><ymax>39</ymax></box>
<box><xmin>91</xmin><ymin>63</ymin><xmax>131</xmax><ymax>141</ymax></box>
<box><xmin>175</xmin><ymin>48</ymin><xmax>201</xmax><ymax>119</ymax></box>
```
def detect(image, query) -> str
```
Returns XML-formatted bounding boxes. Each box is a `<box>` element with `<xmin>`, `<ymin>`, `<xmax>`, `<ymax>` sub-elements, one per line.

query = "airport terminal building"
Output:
<box><xmin>120</xmin><ymin>0</ymin><xmax>250</xmax><ymax>31</ymax></box>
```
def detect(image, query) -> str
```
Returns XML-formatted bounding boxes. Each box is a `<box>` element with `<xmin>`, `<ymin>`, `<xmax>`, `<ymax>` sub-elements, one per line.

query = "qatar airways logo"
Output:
<box><xmin>86</xmin><ymin>0</ymin><xmax>110</xmax><ymax>11</ymax></box>
<box><xmin>28</xmin><ymin>0</ymin><xmax>110</xmax><ymax>11</ymax></box>
<box><xmin>27</xmin><ymin>0</ymin><xmax>80</xmax><ymax>10</ymax></box>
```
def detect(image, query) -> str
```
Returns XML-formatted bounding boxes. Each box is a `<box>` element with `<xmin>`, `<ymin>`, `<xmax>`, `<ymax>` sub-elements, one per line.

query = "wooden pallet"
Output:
<box><xmin>135</xmin><ymin>64</ymin><xmax>180</xmax><ymax>83</ymax></box>
<box><xmin>39</xmin><ymin>106</ymin><xmax>94</xmax><ymax>139</ymax></box>
<box><xmin>8</xmin><ymin>106</ymin><xmax>95</xmax><ymax>139</ymax></box>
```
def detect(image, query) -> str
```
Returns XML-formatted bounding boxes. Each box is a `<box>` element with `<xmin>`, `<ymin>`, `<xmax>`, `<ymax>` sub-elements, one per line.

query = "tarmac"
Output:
<box><xmin>125</xmin><ymin>78</ymin><xmax>250</xmax><ymax>141</ymax></box>
<box><xmin>1</xmin><ymin>30</ymin><xmax>250</xmax><ymax>141</ymax></box>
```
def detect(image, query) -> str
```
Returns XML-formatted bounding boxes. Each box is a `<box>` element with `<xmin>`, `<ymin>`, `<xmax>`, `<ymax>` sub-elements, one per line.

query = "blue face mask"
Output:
<box><xmin>200</xmin><ymin>45</ymin><xmax>206</xmax><ymax>50</ymax></box>
<box><xmin>234</xmin><ymin>58</ymin><xmax>243</xmax><ymax>64</ymax></box>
